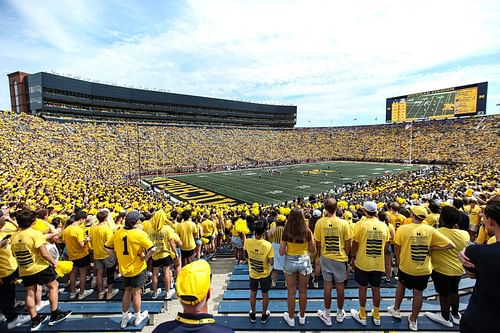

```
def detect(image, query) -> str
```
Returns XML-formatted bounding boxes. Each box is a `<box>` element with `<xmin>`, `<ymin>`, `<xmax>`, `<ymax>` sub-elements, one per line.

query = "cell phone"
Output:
<box><xmin>1</xmin><ymin>234</ymin><xmax>12</xmax><ymax>241</ymax></box>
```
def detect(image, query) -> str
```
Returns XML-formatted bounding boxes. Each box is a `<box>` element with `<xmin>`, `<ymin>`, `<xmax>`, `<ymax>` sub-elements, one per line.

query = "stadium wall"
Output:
<box><xmin>7</xmin><ymin>71</ymin><xmax>297</xmax><ymax>128</ymax></box>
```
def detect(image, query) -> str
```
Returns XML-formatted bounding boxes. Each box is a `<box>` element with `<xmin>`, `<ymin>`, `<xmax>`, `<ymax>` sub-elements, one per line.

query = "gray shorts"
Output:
<box><xmin>320</xmin><ymin>256</ymin><xmax>347</xmax><ymax>283</ymax></box>
<box><xmin>283</xmin><ymin>254</ymin><xmax>312</xmax><ymax>276</ymax></box>
<box><xmin>94</xmin><ymin>256</ymin><xmax>116</xmax><ymax>270</ymax></box>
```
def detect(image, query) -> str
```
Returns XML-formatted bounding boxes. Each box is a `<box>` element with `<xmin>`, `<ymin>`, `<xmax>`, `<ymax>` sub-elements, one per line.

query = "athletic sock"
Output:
<box><xmin>360</xmin><ymin>306</ymin><xmax>366</xmax><ymax>319</ymax></box>
<box><xmin>324</xmin><ymin>308</ymin><xmax>330</xmax><ymax>316</ymax></box>
<box><xmin>373</xmin><ymin>307</ymin><xmax>380</xmax><ymax>319</ymax></box>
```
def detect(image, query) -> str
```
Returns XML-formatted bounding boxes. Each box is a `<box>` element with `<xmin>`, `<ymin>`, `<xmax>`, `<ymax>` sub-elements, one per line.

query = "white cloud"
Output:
<box><xmin>1</xmin><ymin>0</ymin><xmax>500</xmax><ymax>125</ymax></box>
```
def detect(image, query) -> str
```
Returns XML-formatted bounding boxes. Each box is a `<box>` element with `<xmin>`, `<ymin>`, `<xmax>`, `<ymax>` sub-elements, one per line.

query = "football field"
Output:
<box><xmin>147</xmin><ymin>161</ymin><xmax>424</xmax><ymax>205</ymax></box>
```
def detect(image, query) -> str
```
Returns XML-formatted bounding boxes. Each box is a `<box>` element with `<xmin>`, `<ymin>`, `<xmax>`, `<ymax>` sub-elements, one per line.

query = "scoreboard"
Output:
<box><xmin>386</xmin><ymin>82</ymin><xmax>488</xmax><ymax>123</ymax></box>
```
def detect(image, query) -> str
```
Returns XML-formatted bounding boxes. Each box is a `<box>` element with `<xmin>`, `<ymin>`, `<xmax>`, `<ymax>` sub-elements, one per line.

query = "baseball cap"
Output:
<box><xmin>125</xmin><ymin>210</ymin><xmax>142</xmax><ymax>227</ymax></box>
<box><xmin>276</xmin><ymin>214</ymin><xmax>286</xmax><ymax>222</ymax></box>
<box><xmin>312</xmin><ymin>209</ymin><xmax>322</xmax><ymax>218</ymax></box>
<box><xmin>176</xmin><ymin>260</ymin><xmax>211</xmax><ymax>305</ymax></box>
<box><xmin>363</xmin><ymin>201</ymin><xmax>377</xmax><ymax>213</ymax></box>
<box><xmin>410</xmin><ymin>205</ymin><xmax>428</xmax><ymax>220</ymax></box>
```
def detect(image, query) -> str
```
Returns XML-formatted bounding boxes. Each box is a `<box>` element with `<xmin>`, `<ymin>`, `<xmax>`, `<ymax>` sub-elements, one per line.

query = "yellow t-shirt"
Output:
<box><xmin>353</xmin><ymin>219</ymin><xmax>390</xmax><ymax>272</ymax></box>
<box><xmin>423</xmin><ymin>213</ymin><xmax>440</xmax><ymax>228</ymax></box>
<box><xmin>388</xmin><ymin>212</ymin><xmax>405</xmax><ymax>230</ymax></box>
<box><xmin>105</xmin><ymin>228</ymin><xmax>154</xmax><ymax>277</ymax></box>
<box><xmin>468</xmin><ymin>206</ymin><xmax>481</xmax><ymax>226</ymax></box>
<box><xmin>32</xmin><ymin>218</ymin><xmax>50</xmax><ymax>234</ymax></box>
<box><xmin>313</xmin><ymin>216</ymin><xmax>352</xmax><ymax>262</ymax></box>
<box><xmin>431</xmin><ymin>228</ymin><xmax>469</xmax><ymax>276</ymax></box>
<box><xmin>62</xmin><ymin>224</ymin><xmax>89</xmax><ymax>260</ymax></box>
<box><xmin>244</xmin><ymin>238</ymin><xmax>274</xmax><ymax>279</ymax></box>
<box><xmin>286</xmin><ymin>241</ymin><xmax>309</xmax><ymax>256</ymax></box>
<box><xmin>487</xmin><ymin>235</ymin><xmax>497</xmax><ymax>244</ymax></box>
<box><xmin>89</xmin><ymin>223</ymin><xmax>113</xmax><ymax>260</ymax></box>
<box><xmin>395</xmin><ymin>223</ymin><xmax>453</xmax><ymax>276</ymax></box>
<box><xmin>475</xmin><ymin>224</ymin><xmax>490</xmax><ymax>244</ymax></box>
<box><xmin>201</xmin><ymin>219</ymin><xmax>216</xmax><ymax>237</ymax></box>
<box><xmin>403</xmin><ymin>217</ymin><xmax>413</xmax><ymax>225</ymax></box>
<box><xmin>11</xmin><ymin>228</ymin><xmax>49</xmax><ymax>277</ymax></box>
<box><xmin>142</xmin><ymin>220</ymin><xmax>153</xmax><ymax>235</ymax></box>
<box><xmin>148</xmin><ymin>225</ymin><xmax>175</xmax><ymax>260</ymax></box>
<box><xmin>0</xmin><ymin>221</ymin><xmax>18</xmax><ymax>234</ymax></box>
<box><xmin>0</xmin><ymin>232</ymin><xmax>18</xmax><ymax>278</ymax></box>
<box><xmin>176</xmin><ymin>221</ymin><xmax>198</xmax><ymax>251</ymax></box>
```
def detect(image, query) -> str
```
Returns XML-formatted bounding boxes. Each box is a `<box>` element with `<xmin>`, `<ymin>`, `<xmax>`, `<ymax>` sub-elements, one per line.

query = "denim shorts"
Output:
<box><xmin>231</xmin><ymin>236</ymin><xmax>243</xmax><ymax>249</ymax></box>
<box><xmin>283</xmin><ymin>254</ymin><xmax>312</xmax><ymax>276</ymax></box>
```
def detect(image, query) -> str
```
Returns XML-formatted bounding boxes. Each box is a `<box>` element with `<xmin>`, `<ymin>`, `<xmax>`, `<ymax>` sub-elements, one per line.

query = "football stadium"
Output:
<box><xmin>1</xmin><ymin>3</ymin><xmax>500</xmax><ymax>333</ymax></box>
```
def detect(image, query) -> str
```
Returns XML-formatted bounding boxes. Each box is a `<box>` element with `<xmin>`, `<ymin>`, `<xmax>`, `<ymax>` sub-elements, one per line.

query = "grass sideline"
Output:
<box><xmin>156</xmin><ymin>161</ymin><xmax>425</xmax><ymax>204</ymax></box>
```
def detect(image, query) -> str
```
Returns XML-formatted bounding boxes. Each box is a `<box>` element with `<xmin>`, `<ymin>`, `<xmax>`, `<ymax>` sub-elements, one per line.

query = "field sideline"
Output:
<box><xmin>148</xmin><ymin>161</ymin><xmax>425</xmax><ymax>205</ymax></box>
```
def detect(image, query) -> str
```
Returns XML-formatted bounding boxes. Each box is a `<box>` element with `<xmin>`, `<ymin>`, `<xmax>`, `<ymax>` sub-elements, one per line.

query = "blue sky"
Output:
<box><xmin>1</xmin><ymin>0</ymin><xmax>499</xmax><ymax>126</ymax></box>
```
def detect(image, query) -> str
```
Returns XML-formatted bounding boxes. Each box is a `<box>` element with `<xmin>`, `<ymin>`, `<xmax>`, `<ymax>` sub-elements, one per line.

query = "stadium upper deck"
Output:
<box><xmin>7</xmin><ymin>71</ymin><xmax>297</xmax><ymax>128</ymax></box>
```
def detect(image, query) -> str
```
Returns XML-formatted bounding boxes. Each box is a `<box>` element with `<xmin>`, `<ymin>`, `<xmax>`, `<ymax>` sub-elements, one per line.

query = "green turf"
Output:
<box><xmin>168</xmin><ymin>161</ymin><xmax>424</xmax><ymax>204</ymax></box>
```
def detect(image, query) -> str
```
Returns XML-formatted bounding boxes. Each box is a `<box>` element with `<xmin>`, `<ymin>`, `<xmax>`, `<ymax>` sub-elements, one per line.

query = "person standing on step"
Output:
<box><xmin>176</xmin><ymin>209</ymin><xmax>199</xmax><ymax>267</ymax></box>
<box><xmin>62</xmin><ymin>210</ymin><xmax>94</xmax><ymax>300</ymax></box>
<box><xmin>151</xmin><ymin>260</ymin><xmax>233</xmax><ymax>333</ymax></box>
<box><xmin>105</xmin><ymin>210</ymin><xmax>155</xmax><ymax>329</ymax></box>
<box><xmin>387</xmin><ymin>205</ymin><xmax>455</xmax><ymax>331</ymax></box>
<box><xmin>267</xmin><ymin>214</ymin><xmax>285</xmax><ymax>287</ymax></box>
<box><xmin>245</xmin><ymin>220</ymin><xmax>274</xmax><ymax>324</ymax></box>
<box><xmin>89</xmin><ymin>210</ymin><xmax>119</xmax><ymax>301</ymax></box>
<box><xmin>0</xmin><ymin>219</ymin><xmax>31</xmax><ymax>330</ymax></box>
<box><xmin>314</xmin><ymin>198</ymin><xmax>352</xmax><ymax>326</ymax></box>
<box><xmin>424</xmin><ymin>206</ymin><xmax>469</xmax><ymax>327</ymax></box>
<box><xmin>280</xmin><ymin>208</ymin><xmax>315</xmax><ymax>327</ymax></box>
<box><xmin>349</xmin><ymin>203</ymin><xmax>390</xmax><ymax>327</ymax></box>
<box><xmin>459</xmin><ymin>196</ymin><xmax>500</xmax><ymax>332</ymax></box>
<box><xmin>10</xmin><ymin>210</ymin><xmax>71</xmax><ymax>331</ymax></box>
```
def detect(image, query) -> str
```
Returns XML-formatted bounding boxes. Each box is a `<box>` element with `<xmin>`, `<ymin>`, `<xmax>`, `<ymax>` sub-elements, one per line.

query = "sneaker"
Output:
<box><xmin>165</xmin><ymin>289</ymin><xmax>175</xmax><ymax>300</ymax></box>
<box><xmin>120</xmin><ymin>312</ymin><xmax>132</xmax><ymax>329</ymax></box>
<box><xmin>424</xmin><ymin>312</ymin><xmax>453</xmax><ymax>328</ymax></box>
<box><xmin>408</xmin><ymin>316</ymin><xmax>418</xmax><ymax>331</ymax></box>
<box><xmin>451</xmin><ymin>313</ymin><xmax>461</xmax><ymax>325</ymax></box>
<box><xmin>69</xmin><ymin>292</ymin><xmax>77</xmax><ymax>300</ymax></box>
<box><xmin>371</xmin><ymin>309</ymin><xmax>381</xmax><ymax>326</ymax></box>
<box><xmin>249</xmin><ymin>311</ymin><xmax>256</xmax><ymax>323</ymax></box>
<box><xmin>313</xmin><ymin>278</ymin><xmax>319</xmax><ymax>289</ymax></box>
<box><xmin>78</xmin><ymin>289</ymin><xmax>94</xmax><ymax>300</ymax></box>
<box><xmin>298</xmin><ymin>313</ymin><xmax>306</xmax><ymax>325</ymax></box>
<box><xmin>283</xmin><ymin>312</ymin><xmax>295</xmax><ymax>327</ymax></box>
<box><xmin>317</xmin><ymin>309</ymin><xmax>332</xmax><ymax>326</ymax></box>
<box><xmin>336</xmin><ymin>309</ymin><xmax>346</xmax><ymax>323</ymax></box>
<box><xmin>31</xmin><ymin>314</ymin><xmax>49</xmax><ymax>331</ymax></box>
<box><xmin>106</xmin><ymin>289</ymin><xmax>119</xmax><ymax>300</ymax></box>
<box><xmin>7</xmin><ymin>314</ymin><xmax>31</xmax><ymax>329</ymax></box>
<box><xmin>271</xmin><ymin>280</ymin><xmax>277</xmax><ymax>288</ymax></box>
<box><xmin>152</xmin><ymin>288</ymin><xmax>161</xmax><ymax>299</ymax></box>
<box><xmin>133</xmin><ymin>310</ymin><xmax>148</xmax><ymax>326</ymax></box>
<box><xmin>48</xmin><ymin>310</ymin><xmax>72</xmax><ymax>326</ymax></box>
<box><xmin>0</xmin><ymin>313</ymin><xmax>6</xmax><ymax>322</ymax></box>
<box><xmin>35</xmin><ymin>300</ymin><xmax>50</xmax><ymax>311</ymax></box>
<box><xmin>385</xmin><ymin>278</ymin><xmax>391</xmax><ymax>285</ymax></box>
<box><xmin>350</xmin><ymin>309</ymin><xmax>367</xmax><ymax>326</ymax></box>
<box><xmin>387</xmin><ymin>305</ymin><xmax>402</xmax><ymax>319</ymax></box>
<box><xmin>261</xmin><ymin>310</ymin><xmax>271</xmax><ymax>324</ymax></box>
<box><xmin>98</xmin><ymin>291</ymin><xmax>105</xmax><ymax>300</ymax></box>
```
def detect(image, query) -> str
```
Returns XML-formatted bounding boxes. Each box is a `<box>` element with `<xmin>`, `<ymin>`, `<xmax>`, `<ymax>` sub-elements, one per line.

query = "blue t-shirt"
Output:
<box><xmin>152</xmin><ymin>313</ymin><xmax>233</xmax><ymax>333</ymax></box>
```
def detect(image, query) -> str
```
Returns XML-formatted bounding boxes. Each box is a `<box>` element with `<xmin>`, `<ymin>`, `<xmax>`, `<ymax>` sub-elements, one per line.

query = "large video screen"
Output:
<box><xmin>386</xmin><ymin>82</ymin><xmax>487</xmax><ymax>123</ymax></box>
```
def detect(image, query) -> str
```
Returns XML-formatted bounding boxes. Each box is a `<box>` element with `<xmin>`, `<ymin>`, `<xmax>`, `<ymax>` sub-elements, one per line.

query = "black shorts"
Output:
<box><xmin>181</xmin><ymin>249</ymin><xmax>195</xmax><ymax>260</ymax></box>
<box><xmin>72</xmin><ymin>254</ymin><xmax>91</xmax><ymax>268</ymax></box>
<box><xmin>249</xmin><ymin>274</ymin><xmax>272</xmax><ymax>293</ymax></box>
<box><xmin>432</xmin><ymin>271</ymin><xmax>461</xmax><ymax>297</ymax></box>
<box><xmin>123</xmin><ymin>269</ymin><xmax>147</xmax><ymax>289</ymax></box>
<box><xmin>397</xmin><ymin>269</ymin><xmax>430</xmax><ymax>291</ymax></box>
<box><xmin>152</xmin><ymin>256</ymin><xmax>173</xmax><ymax>268</ymax></box>
<box><xmin>22</xmin><ymin>266</ymin><xmax>57</xmax><ymax>287</ymax></box>
<box><xmin>354</xmin><ymin>267</ymin><xmax>383</xmax><ymax>288</ymax></box>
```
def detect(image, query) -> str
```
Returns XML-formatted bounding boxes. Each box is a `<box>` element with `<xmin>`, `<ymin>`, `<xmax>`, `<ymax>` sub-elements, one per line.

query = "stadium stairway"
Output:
<box><xmin>215</xmin><ymin>264</ymin><xmax>475</xmax><ymax>332</ymax></box>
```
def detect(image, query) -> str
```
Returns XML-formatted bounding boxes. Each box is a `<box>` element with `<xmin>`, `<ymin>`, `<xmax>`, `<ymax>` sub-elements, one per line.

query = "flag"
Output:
<box><xmin>405</xmin><ymin>123</ymin><xmax>412</xmax><ymax>130</ymax></box>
